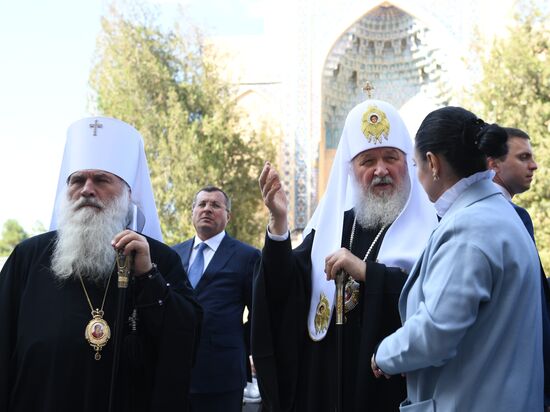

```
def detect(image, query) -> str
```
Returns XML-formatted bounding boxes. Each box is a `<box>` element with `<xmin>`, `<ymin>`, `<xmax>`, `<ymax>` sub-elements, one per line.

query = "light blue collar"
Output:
<box><xmin>434</xmin><ymin>170</ymin><xmax>495</xmax><ymax>217</ymax></box>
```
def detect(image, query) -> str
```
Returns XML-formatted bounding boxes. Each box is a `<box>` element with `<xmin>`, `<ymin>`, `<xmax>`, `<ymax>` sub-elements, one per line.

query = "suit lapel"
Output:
<box><xmin>180</xmin><ymin>239</ymin><xmax>194</xmax><ymax>272</ymax></box>
<box><xmin>195</xmin><ymin>235</ymin><xmax>237</xmax><ymax>291</ymax></box>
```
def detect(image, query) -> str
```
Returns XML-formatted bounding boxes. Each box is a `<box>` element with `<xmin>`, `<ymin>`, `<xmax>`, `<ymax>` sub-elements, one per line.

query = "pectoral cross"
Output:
<box><xmin>89</xmin><ymin>120</ymin><xmax>103</xmax><ymax>136</ymax></box>
<box><xmin>362</xmin><ymin>81</ymin><xmax>375</xmax><ymax>98</ymax></box>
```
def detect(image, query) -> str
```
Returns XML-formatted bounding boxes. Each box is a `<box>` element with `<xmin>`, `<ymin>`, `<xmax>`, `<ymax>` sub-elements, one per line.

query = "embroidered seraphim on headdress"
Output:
<box><xmin>361</xmin><ymin>105</ymin><xmax>390</xmax><ymax>143</ymax></box>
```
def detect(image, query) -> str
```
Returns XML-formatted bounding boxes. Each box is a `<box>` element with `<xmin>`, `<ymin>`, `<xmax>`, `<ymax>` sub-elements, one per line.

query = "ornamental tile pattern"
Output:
<box><xmin>322</xmin><ymin>4</ymin><xmax>451</xmax><ymax>149</ymax></box>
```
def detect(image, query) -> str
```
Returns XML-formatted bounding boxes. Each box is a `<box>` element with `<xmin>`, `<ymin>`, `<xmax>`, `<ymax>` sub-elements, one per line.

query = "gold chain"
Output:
<box><xmin>78</xmin><ymin>265</ymin><xmax>116</xmax><ymax>360</ymax></box>
<box><xmin>79</xmin><ymin>271</ymin><xmax>113</xmax><ymax>316</ymax></box>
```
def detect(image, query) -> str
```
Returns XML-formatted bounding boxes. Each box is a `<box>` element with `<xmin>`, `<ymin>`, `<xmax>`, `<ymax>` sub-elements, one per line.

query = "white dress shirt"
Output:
<box><xmin>493</xmin><ymin>181</ymin><xmax>512</xmax><ymax>201</ymax></box>
<box><xmin>190</xmin><ymin>231</ymin><xmax>226</xmax><ymax>273</ymax></box>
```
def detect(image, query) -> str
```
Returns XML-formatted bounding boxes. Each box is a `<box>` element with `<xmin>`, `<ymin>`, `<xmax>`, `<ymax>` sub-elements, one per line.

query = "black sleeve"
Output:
<box><xmin>251</xmin><ymin>231</ymin><xmax>313</xmax><ymax>411</ymax></box>
<box><xmin>132</xmin><ymin>240</ymin><xmax>203</xmax><ymax>411</ymax></box>
<box><xmin>0</xmin><ymin>251</ymin><xmax>18</xmax><ymax>411</ymax></box>
<box><xmin>0</xmin><ymin>234</ymin><xmax>53</xmax><ymax>412</ymax></box>
<box><xmin>244</xmin><ymin>248</ymin><xmax>261</xmax><ymax>382</ymax></box>
<box><xmin>261</xmin><ymin>231</ymin><xmax>314</xmax><ymax>303</ymax></box>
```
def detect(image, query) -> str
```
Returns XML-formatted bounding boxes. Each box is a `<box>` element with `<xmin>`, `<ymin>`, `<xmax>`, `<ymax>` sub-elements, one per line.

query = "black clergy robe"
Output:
<box><xmin>252</xmin><ymin>210</ymin><xmax>407</xmax><ymax>412</ymax></box>
<box><xmin>0</xmin><ymin>231</ymin><xmax>202</xmax><ymax>412</ymax></box>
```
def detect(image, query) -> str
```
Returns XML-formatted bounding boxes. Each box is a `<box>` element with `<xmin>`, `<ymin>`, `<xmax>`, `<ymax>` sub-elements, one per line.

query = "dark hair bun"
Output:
<box><xmin>415</xmin><ymin>106</ymin><xmax>509</xmax><ymax>177</ymax></box>
<box><xmin>477</xmin><ymin>123</ymin><xmax>508</xmax><ymax>158</ymax></box>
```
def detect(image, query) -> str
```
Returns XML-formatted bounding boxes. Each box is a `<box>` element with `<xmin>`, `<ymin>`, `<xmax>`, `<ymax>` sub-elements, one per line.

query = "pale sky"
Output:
<box><xmin>0</xmin><ymin>0</ymin><xmax>264</xmax><ymax>233</ymax></box>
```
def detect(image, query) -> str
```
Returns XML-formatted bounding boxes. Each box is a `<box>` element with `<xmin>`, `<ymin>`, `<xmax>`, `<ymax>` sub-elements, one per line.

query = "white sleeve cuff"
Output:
<box><xmin>266</xmin><ymin>226</ymin><xmax>290</xmax><ymax>241</ymax></box>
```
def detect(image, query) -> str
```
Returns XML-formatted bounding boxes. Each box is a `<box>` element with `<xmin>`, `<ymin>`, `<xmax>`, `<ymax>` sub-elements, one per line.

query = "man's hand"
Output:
<box><xmin>112</xmin><ymin>230</ymin><xmax>152</xmax><ymax>276</ymax></box>
<box><xmin>259</xmin><ymin>162</ymin><xmax>289</xmax><ymax>235</ymax></box>
<box><xmin>324</xmin><ymin>248</ymin><xmax>366</xmax><ymax>282</ymax></box>
<box><xmin>371</xmin><ymin>354</ymin><xmax>391</xmax><ymax>379</ymax></box>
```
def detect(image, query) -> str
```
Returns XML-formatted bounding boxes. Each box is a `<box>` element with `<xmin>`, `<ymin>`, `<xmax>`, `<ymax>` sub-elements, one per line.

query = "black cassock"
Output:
<box><xmin>252</xmin><ymin>210</ymin><xmax>407</xmax><ymax>412</ymax></box>
<box><xmin>0</xmin><ymin>231</ymin><xmax>202</xmax><ymax>412</ymax></box>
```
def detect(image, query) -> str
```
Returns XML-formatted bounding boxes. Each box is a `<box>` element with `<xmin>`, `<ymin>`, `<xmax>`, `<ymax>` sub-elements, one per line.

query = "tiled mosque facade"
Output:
<box><xmin>220</xmin><ymin>0</ymin><xmax>515</xmax><ymax>232</ymax></box>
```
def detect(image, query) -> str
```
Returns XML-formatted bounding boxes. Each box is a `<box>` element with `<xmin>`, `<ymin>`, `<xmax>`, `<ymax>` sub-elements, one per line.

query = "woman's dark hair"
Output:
<box><xmin>415</xmin><ymin>107</ymin><xmax>508</xmax><ymax>178</ymax></box>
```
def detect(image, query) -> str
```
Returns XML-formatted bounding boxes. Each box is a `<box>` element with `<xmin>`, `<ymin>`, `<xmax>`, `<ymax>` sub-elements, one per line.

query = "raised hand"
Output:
<box><xmin>259</xmin><ymin>162</ymin><xmax>289</xmax><ymax>235</ymax></box>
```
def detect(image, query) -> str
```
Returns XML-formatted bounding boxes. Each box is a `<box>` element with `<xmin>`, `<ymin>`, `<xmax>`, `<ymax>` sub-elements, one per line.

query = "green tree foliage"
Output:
<box><xmin>90</xmin><ymin>4</ymin><xmax>276</xmax><ymax>246</ymax></box>
<box><xmin>0</xmin><ymin>219</ymin><xmax>28</xmax><ymax>256</ymax></box>
<box><xmin>30</xmin><ymin>221</ymin><xmax>47</xmax><ymax>236</ymax></box>
<box><xmin>472</xmin><ymin>1</ymin><xmax>550</xmax><ymax>270</ymax></box>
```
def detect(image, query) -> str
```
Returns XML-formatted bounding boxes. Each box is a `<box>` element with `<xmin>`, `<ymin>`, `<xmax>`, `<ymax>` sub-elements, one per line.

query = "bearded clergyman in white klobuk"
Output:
<box><xmin>0</xmin><ymin>117</ymin><xmax>202</xmax><ymax>412</ymax></box>
<box><xmin>253</xmin><ymin>99</ymin><xmax>438</xmax><ymax>412</ymax></box>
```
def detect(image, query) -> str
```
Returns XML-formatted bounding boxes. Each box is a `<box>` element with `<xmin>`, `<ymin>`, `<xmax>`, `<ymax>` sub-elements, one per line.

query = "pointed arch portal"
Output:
<box><xmin>321</xmin><ymin>3</ymin><xmax>450</xmax><ymax>150</ymax></box>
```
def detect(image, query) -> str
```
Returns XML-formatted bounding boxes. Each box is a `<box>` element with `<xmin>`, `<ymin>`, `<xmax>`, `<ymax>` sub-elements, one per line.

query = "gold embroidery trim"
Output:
<box><xmin>361</xmin><ymin>105</ymin><xmax>390</xmax><ymax>143</ymax></box>
<box><xmin>314</xmin><ymin>292</ymin><xmax>330</xmax><ymax>334</ymax></box>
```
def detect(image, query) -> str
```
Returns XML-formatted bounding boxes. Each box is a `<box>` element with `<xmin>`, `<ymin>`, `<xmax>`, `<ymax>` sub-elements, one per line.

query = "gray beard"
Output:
<box><xmin>51</xmin><ymin>188</ymin><xmax>131</xmax><ymax>284</ymax></box>
<box><xmin>354</xmin><ymin>175</ymin><xmax>411</xmax><ymax>230</ymax></box>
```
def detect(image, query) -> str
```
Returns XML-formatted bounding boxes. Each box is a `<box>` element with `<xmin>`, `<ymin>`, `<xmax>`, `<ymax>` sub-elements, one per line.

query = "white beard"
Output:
<box><xmin>51</xmin><ymin>187</ymin><xmax>131</xmax><ymax>284</ymax></box>
<box><xmin>354</xmin><ymin>174</ymin><xmax>411</xmax><ymax>230</ymax></box>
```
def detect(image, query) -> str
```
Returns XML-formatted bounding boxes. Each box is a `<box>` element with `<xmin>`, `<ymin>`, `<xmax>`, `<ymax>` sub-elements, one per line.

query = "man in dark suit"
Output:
<box><xmin>488</xmin><ymin>127</ymin><xmax>550</xmax><ymax>411</ymax></box>
<box><xmin>173</xmin><ymin>186</ymin><xmax>260</xmax><ymax>412</ymax></box>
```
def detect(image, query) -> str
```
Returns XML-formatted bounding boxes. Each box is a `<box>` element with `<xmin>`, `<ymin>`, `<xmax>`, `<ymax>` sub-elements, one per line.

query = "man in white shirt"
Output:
<box><xmin>488</xmin><ymin>127</ymin><xmax>549</xmax><ymax>411</ymax></box>
<box><xmin>173</xmin><ymin>186</ymin><xmax>260</xmax><ymax>412</ymax></box>
<box><xmin>489</xmin><ymin>127</ymin><xmax>538</xmax><ymax>199</ymax></box>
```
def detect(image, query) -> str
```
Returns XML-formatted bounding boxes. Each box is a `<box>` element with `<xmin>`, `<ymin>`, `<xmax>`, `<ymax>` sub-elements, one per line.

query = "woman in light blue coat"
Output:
<box><xmin>372</xmin><ymin>107</ymin><xmax>543</xmax><ymax>411</ymax></box>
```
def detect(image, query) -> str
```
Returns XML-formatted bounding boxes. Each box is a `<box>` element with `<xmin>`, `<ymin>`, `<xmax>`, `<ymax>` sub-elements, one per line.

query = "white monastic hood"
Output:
<box><xmin>50</xmin><ymin>116</ymin><xmax>163</xmax><ymax>241</ymax></box>
<box><xmin>304</xmin><ymin>99</ymin><xmax>438</xmax><ymax>341</ymax></box>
